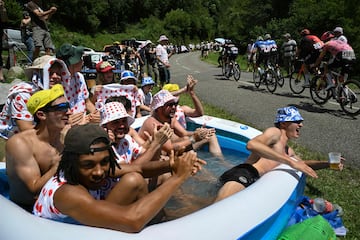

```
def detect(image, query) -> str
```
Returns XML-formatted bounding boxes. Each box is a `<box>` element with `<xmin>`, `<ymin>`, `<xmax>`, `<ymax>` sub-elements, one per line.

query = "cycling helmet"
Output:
<box><xmin>264</xmin><ymin>34</ymin><xmax>271</xmax><ymax>40</ymax></box>
<box><xmin>320</xmin><ymin>31</ymin><xmax>335</xmax><ymax>42</ymax></box>
<box><xmin>333</xmin><ymin>27</ymin><xmax>343</xmax><ymax>34</ymax></box>
<box><xmin>300</xmin><ymin>29</ymin><xmax>310</xmax><ymax>36</ymax></box>
<box><xmin>256</xmin><ymin>36</ymin><xmax>263</xmax><ymax>41</ymax></box>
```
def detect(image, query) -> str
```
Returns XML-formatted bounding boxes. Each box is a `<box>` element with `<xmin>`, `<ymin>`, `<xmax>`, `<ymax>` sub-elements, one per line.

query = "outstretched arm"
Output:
<box><xmin>246</xmin><ymin>127</ymin><xmax>318</xmax><ymax>178</ymax></box>
<box><xmin>54</xmin><ymin>151</ymin><xmax>201</xmax><ymax>233</ymax></box>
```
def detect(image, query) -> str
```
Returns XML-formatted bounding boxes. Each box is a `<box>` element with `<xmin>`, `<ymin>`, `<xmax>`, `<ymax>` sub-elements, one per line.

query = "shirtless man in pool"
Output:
<box><xmin>6</xmin><ymin>85</ymin><xmax>70</xmax><ymax>212</ymax></box>
<box><xmin>214</xmin><ymin>106</ymin><xmax>343</xmax><ymax>202</ymax></box>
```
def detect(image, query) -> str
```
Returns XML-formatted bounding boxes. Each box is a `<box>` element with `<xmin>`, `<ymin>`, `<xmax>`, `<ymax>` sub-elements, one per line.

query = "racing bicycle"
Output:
<box><xmin>253</xmin><ymin>59</ymin><xmax>284</xmax><ymax>93</ymax></box>
<box><xmin>289</xmin><ymin>59</ymin><xmax>307</xmax><ymax>94</ymax></box>
<box><xmin>309</xmin><ymin>64</ymin><xmax>360</xmax><ymax>116</ymax></box>
<box><xmin>223</xmin><ymin>59</ymin><xmax>241</xmax><ymax>81</ymax></box>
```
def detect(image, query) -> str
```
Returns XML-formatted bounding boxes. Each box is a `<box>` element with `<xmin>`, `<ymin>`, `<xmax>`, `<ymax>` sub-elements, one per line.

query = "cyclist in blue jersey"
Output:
<box><xmin>252</xmin><ymin>34</ymin><xmax>278</xmax><ymax>73</ymax></box>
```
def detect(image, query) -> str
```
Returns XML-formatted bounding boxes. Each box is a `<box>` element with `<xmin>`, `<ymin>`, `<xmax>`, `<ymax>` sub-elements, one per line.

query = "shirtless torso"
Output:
<box><xmin>6</xmin><ymin>129</ymin><xmax>61</xmax><ymax>209</ymax></box>
<box><xmin>246</xmin><ymin>126</ymin><xmax>294</xmax><ymax>176</ymax></box>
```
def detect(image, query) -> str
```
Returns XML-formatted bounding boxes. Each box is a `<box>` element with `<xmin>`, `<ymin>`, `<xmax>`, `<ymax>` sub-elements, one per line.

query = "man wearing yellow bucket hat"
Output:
<box><xmin>6</xmin><ymin>84</ymin><xmax>71</xmax><ymax>213</ymax></box>
<box><xmin>0</xmin><ymin>56</ymin><xmax>70</xmax><ymax>141</ymax></box>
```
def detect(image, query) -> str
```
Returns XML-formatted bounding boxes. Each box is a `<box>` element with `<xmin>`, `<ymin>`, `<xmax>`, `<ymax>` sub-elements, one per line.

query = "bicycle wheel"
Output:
<box><xmin>309</xmin><ymin>76</ymin><xmax>330</xmax><ymax>105</ymax></box>
<box><xmin>253</xmin><ymin>69</ymin><xmax>261</xmax><ymax>88</ymax></box>
<box><xmin>265</xmin><ymin>70</ymin><xmax>277</xmax><ymax>93</ymax></box>
<box><xmin>233</xmin><ymin>63</ymin><xmax>241</xmax><ymax>81</ymax></box>
<box><xmin>289</xmin><ymin>71</ymin><xmax>305</xmax><ymax>94</ymax></box>
<box><xmin>276</xmin><ymin>68</ymin><xmax>285</xmax><ymax>87</ymax></box>
<box><xmin>339</xmin><ymin>80</ymin><xmax>360</xmax><ymax>116</ymax></box>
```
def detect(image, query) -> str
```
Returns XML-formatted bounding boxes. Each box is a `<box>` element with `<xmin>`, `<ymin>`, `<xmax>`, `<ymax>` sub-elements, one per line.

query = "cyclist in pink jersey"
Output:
<box><xmin>314</xmin><ymin>31</ymin><xmax>356</xmax><ymax>90</ymax></box>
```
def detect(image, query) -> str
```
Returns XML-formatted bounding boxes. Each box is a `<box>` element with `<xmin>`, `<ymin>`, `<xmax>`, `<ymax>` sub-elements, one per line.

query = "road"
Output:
<box><xmin>169</xmin><ymin>51</ymin><xmax>360</xmax><ymax>167</ymax></box>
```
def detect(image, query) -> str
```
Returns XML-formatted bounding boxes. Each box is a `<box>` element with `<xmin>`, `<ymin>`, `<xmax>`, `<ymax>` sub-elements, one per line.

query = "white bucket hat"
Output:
<box><xmin>151</xmin><ymin>90</ymin><xmax>178</xmax><ymax>110</ymax></box>
<box><xmin>100</xmin><ymin>102</ymin><xmax>135</xmax><ymax>126</ymax></box>
<box><xmin>158</xmin><ymin>35</ymin><xmax>169</xmax><ymax>42</ymax></box>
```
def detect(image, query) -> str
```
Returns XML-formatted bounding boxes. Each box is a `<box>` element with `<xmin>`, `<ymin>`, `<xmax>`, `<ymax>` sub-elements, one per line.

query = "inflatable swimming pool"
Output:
<box><xmin>0</xmin><ymin>115</ymin><xmax>306</xmax><ymax>240</ymax></box>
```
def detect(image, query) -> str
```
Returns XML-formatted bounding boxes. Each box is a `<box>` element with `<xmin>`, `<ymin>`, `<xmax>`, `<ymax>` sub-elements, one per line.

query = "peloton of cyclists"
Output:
<box><xmin>313</xmin><ymin>31</ymin><xmax>356</xmax><ymax>91</ymax></box>
<box><xmin>296</xmin><ymin>29</ymin><xmax>324</xmax><ymax>87</ymax></box>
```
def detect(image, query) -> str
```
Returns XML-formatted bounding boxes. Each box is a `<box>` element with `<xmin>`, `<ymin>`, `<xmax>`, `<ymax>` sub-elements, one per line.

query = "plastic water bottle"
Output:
<box><xmin>332</xmin><ymin>203</ymin><xmax>344</xmax><ymax>216</ymax></box>
<box><xmin>312</xmin><ymin>198</ymin><xmax>334</xmax><ymax>213</ymax></box>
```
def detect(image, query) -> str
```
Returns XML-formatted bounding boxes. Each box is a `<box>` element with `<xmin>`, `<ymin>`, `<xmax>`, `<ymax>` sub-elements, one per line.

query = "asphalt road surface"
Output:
<box><xmin>169</xmin><ymin>51</ymin><xmax>359</xmax><ymax>167</ymax></box>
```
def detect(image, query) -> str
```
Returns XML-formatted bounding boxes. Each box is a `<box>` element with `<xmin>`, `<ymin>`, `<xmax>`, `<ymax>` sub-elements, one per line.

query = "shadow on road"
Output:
<box><xmin>293</xmin><ymin>102</ymin><xmax>358</xmax><ymax>120</ymax></box>
<box><xmin>213</xmin><ymin>74</ymin><xmax>233</xmax><ymax>81</ymax></box>
<box><xmin>236</xmin><ymin>84</ymin><xmax>268</xmax><ymax>93</ymax></box>
<box><xmin>273</xmin><ymin>92</ymin><xmax>308</xmax><ymax>99</ymax></box>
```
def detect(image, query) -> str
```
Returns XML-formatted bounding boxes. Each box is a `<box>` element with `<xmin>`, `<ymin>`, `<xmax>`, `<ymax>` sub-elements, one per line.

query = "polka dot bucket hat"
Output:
<box><xmin>151</xmin><ymin>90</ymin><xmax>178</xmax><ymax>110</ymax></box>
<box><xmin>100</xmin><ymin>101</ymin><xmax>135</xmax><ymax>126</ymax></box>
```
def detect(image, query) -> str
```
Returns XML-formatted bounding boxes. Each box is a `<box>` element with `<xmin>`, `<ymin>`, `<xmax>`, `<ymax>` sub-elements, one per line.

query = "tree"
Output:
<box><xmin>164</xmin><ymin>9</ymin><xmax>191</xmax><ymax>44</ymax></box>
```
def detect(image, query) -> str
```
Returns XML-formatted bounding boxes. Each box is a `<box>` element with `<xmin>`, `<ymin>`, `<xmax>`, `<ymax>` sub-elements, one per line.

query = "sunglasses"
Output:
<box><xmin>292</xmin><ymin>120</ymin><xmax>303</xmax><ymax>124</ymax></box>
<box><xmin>164</xmin><ymin>101</ymin><xmax>178</xmax><ymax>107</ymax></box>
<box><xmin>44</xmin><ymin>102</ymin><xmax>70</xmax><ymax>112</ymax></box>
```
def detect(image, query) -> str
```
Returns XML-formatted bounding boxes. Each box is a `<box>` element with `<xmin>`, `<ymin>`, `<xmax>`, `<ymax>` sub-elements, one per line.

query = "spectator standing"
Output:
<box><xmin>246</xmin><ymin>39</ymin><xmax>254</xmax><ymax>72</ymax></box>
<box><xmin>145</xmin><ymin>41</ymin><xmax>159</xmax><ymax>85</ymax></box>
<box><xmin>281</xmin><ymin>33</ymin><xmax>297</xmax><ymax>76</ymax></box>
<box><xmin>0</xmin><ymin>0</ymin><xmax>7</xmax><ymax>82</ymax></box>
<box><xmin>26</xmin><ymin>0</ymin><xmax>57</xmax><ymax>59</ymax></box>
<box><xmin>137</xmin><ymin>42</ymin><xmax>147</xmax><ymax>79</ymax></box>
<box><xmin>333</xmin><ymin>27</ymin><xmax>348</xmax><ymax>43</ymax></box>
<box><xmin>20</xmin><ymin>11</ymin><xmax>34</xmax><ymax>65</ymax></box>
<box><xmin>156</xmin><ymin>35</ymin><xmax>174</xmax><ymax>87</ymax></box>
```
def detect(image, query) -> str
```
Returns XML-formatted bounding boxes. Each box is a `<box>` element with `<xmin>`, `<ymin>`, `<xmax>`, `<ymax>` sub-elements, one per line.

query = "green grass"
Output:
<box><xmin>197</xmin><ymin>52</ymin><xmax>359</xmax><ymax>239</ymax></box>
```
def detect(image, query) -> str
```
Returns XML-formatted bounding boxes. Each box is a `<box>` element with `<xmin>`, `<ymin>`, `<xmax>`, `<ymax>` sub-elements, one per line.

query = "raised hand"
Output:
<box><xmin>171</xmin><ymin>150</ymin><xmax>199</xmax><ymax>179</ymax></box>
<box><xmin>153</xmin><ymin>122</ymin><xmax>173</xmax><ymax>145</ymax></box>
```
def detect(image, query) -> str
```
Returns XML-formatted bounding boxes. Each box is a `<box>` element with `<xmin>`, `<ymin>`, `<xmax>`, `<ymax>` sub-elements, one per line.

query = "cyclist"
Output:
<box><xmin>252</xmin><ymin>34</ymin><xmax>277</xmax><ymax>75</ymax></box>
<box><xmin>296</xmin><ymin>29</ymin><xmax>324</xmax><ymax>87</ymax></box>
<box><xmin>223</xmin><ymin>40</ymin><xmax>239</xmax><ymax>76</ymax></box>
<box><xmin>333</xmin><ymin>27</ymin><xmax>348</xmax><ymax>43</ymax></box>
<box><xmin>313</xmin><ymin>31</ymin><xmax>356</xmax><ymax>90</ymax></box>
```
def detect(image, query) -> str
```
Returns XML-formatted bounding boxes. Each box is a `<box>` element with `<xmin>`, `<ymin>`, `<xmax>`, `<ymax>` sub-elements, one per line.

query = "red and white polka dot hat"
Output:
<box><xmin>151</xmin><ymin>90</ymin><xmax>178</xmax><ymax>110</ymax></box>
<box><xmin>100</xmin><ymin>102</ymin><xmax>135</xmax><ymax>126</ymax></box>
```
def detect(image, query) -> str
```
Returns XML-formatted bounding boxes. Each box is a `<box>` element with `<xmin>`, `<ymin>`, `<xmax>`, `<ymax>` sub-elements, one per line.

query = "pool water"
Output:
<box><xmin>163</xmin><ymin>148</ymin><xmax>248</xmax><ymax>221</ymax></box>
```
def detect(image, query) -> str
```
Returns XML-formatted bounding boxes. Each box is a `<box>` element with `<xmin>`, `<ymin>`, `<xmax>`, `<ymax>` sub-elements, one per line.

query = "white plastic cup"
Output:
<box><xmin>328</xmin><ymin>152</ymin><xmax>341</xmax><ymax>170</ymax></box>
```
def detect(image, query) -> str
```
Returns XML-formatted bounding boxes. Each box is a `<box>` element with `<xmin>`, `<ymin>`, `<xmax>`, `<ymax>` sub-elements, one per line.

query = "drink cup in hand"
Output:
<box><xmin>328</xmin><ymin>152</ymin><xmax>341</xmax><ymax>170</ymax></box>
